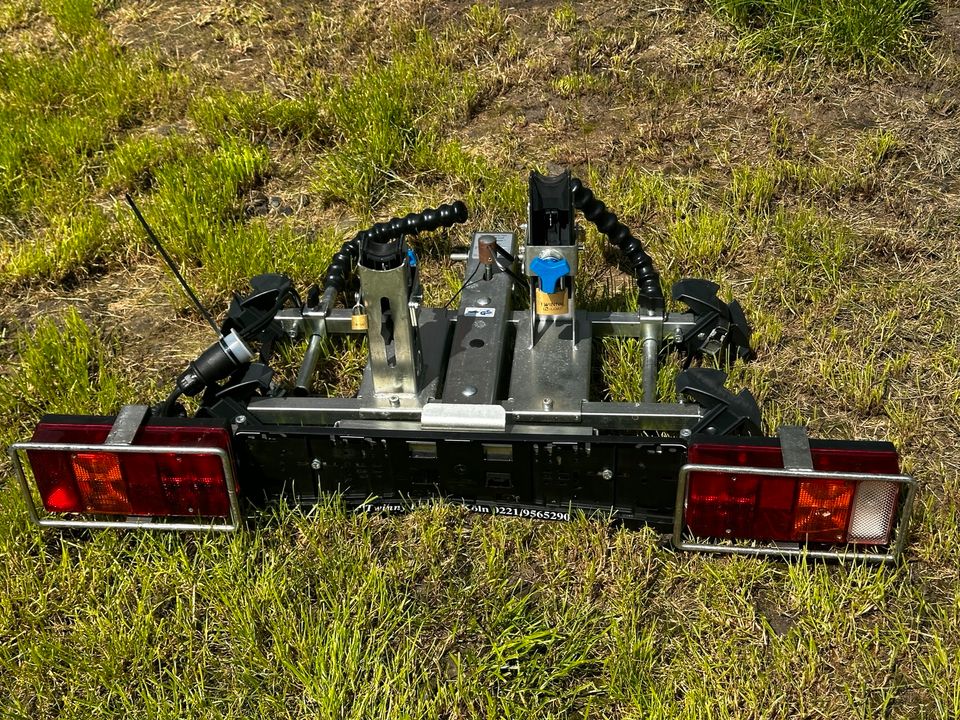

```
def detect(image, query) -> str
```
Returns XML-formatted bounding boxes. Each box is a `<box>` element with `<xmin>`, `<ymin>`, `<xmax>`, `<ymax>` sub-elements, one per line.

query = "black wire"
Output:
<box><xmin>442</xmin><ymin>264</ymin><xmax>480</xmax><ymax>310</ymax></box>
<box><xmin>124</xmin><ymin>194</ymin><xmax>222</xmax><ymax>337</ymax></box>
<box><xmin>159</xmin><ymin>386</ymin><xmax>184</xmax><ymax>417</ymax></box>
<box><xmin>494</xmin><ymin>257</ymin><xmax>528</xmax><ymax>292</ymax></box>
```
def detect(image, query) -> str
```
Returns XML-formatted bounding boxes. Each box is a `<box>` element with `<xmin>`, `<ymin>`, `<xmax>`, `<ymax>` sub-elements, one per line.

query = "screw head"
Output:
<box><xmin>601</xmin><ymin>468</ymin><xmax>614</xmax><ymax>481</ymax></box>
<box><xmin>234</xmin><ymin>415</ymin><xmax>247</xmax><ymax>425</ymax></box>
<box><xmin>462</xmin><ymin>385</ymin><xmax>478</xmax><ymax>397</ymax></box>
<box><xmin>311</xmin><ymin>458</ymin><xmax>322</xmax><ymax>470</ymax></box>
<box><xmin>542</xmin><ymin>397</ymin><xmax>554</xmax><ymax>411</ymax></box>
<box><xmin>388</xmin><ymin>395</ymin><xmax>401</xmax><ymax>407</ymax></box>
<box><xmin>680</xmin><ymin>428</ymin><xmax>692</xmax><ymax>438</ymax></box>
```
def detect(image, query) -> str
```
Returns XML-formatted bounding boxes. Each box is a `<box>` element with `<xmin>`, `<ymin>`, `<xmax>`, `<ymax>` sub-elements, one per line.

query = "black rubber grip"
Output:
<box><xmin>571</xmin><ymin>178</ymin><xmax>664</xmax><ymax>312</ymax></box>
<box><xmin>358</xmin><ymin>201</ymin><xmax>468</xmax><ymax>246</ymax></box>
<box><xmin>321</xmin><ymin>201</ymin><xmax>468</xmax><ymax>296</ymax></box>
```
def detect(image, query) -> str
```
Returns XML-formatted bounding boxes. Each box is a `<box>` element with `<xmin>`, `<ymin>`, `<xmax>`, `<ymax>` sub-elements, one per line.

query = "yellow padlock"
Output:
<box><xmin>351</xmin><ymin>303</ymin><xmax>368</xmax><ymax>331</ymax></box>
<box><xmin>535</xmin><ymin>289</ymin><xmax>569</xmax><ymax>316</ymax></box>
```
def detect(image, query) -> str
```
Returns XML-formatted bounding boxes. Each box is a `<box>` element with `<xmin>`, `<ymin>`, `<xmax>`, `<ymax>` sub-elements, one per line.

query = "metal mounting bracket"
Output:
<box><xmin>105</xmin><ymin>405</ymin><xmax>150</xmax><ymax>446</ymax></box>
<box><xmin>778</xmin><ymin>425</ymin><xmax>814</xmax><ymax>471</ymax></box>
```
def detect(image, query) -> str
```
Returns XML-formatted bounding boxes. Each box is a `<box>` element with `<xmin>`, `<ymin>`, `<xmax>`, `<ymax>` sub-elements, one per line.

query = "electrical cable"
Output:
<box><xmin>442</xmin><ymin>263</ymin><xmax>481</xmax><ymax>309</ymax></box>
<box><xmin>159</xmin><ymin>386</ymin><xmax>184</xmax><ymax>417</ymax></box>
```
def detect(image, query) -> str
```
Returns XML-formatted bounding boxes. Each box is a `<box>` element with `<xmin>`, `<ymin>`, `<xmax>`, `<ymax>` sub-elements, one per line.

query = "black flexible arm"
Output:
<box><xmin>321</xmin><ymin>201</ymin><xmax>469</xmax><ymax>300</ymax></box>
<box><xmin>570</xmin><ymin>178</ymin><xmax>665</xmax><ymax>313</ymax></box>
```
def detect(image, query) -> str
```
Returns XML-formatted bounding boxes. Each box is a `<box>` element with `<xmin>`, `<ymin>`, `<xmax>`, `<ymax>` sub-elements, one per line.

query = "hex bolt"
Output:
<box><xmin>542</xmin><ymin>397</ymin><xmax>554</xmax><ymax>411</ymax></box>
<box><xmin>311</xmin><ymin>458</ymin><xmax>322</xmax><ymax>470</ymax></box>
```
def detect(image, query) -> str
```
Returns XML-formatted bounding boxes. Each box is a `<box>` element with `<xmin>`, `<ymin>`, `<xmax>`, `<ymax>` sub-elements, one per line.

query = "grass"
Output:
<box><xmin>0</xmin><ymin>3</ymin><xmax>183</xmax><ymax>283</ymax></box>
<box><xmin>1</xmin><ymin>0</ymin><xmax>959</xmax><ymax>717</ymax></box>
<box><xmin>1</xmin><ymin>10</ymin><xmax>516</xmax><ymax>293</ymax></box>
<box><xmin>0</xmin><ymin>308</ymin><xmax>138</xmax><ymax>431</ymax></box>
<box><xmin>188</xmin><ymin>90</ymin><xmax>328</xmax><ymax>146</ymax></box>
<box><xmin>2</xmin><ymin>499</ymin><xmax>956</xmax><ymax>717</ymax></box>
<box><xmin>708</xmin><ymin>0</ymin><xmax>933</xmax><ymax>69</ymax></box>
<box><xmin>0</xmin><ymin>33</ymin><xmax>181</xmax><ymax>217</ymax></box>
<box><xmin>309</xmin><ymin>33</ymin><xmax>481</xmax><ymax>212</ymax></box>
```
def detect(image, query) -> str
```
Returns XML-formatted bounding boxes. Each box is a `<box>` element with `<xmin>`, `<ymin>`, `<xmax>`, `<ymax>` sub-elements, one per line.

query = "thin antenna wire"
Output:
<box><xmin>124</xmin><ymin>194</ymin><xmax>221</xmax><ymax>337</ymax></box>
<box><xmin>442</xmin><ymin>263</ymin><xmax>480</xmax><ymax>310</ymax></box>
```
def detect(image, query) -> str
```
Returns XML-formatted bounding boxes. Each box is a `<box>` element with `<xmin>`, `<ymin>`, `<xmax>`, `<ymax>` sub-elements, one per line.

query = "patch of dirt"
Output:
<box><xmin>0</xmin><ymin>6</ymin><xmax>58</xmax><ymax>54</ymax></box>
<box><xmin>756</xmin><ymin>596</ymin><xmax>797</xmax><ymax>638</ymax></box>
<box><xmin>105</xmin><ymin>0</ymin><xmax>315</xmax><ymax>91</ymax></box>
<box><xmin>932</xmin><ymin>3</ymin><xmax>960</xmax><ymax>49</ymax></box>
<box><xmin>0</xmin><ymin>260</ymin><xmax>213</xmax><ymax>387</ymax></box>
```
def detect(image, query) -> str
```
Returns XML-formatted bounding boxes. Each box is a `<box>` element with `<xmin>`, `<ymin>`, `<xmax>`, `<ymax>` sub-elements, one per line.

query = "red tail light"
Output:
<box><xmin>11</xmin><ymin>415</ymin><xmax>240</xmax><ymax>530</ymax></box>
<box><xmin>675</xmin><ymin>432</ymin><xmax>914</xmax><ymax>561</ymax></box>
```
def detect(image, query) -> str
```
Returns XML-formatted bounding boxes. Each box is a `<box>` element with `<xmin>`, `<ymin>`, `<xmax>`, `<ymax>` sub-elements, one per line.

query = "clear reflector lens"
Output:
<box><xmin>848</xmin><ymin>480</ymin><xmax>899</xmax><ymax>544</ymax></box>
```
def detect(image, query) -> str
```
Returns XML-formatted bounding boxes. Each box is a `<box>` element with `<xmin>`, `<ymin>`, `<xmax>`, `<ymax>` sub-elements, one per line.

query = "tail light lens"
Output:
<box><xmin>11</xmin><ymin>417</ymin><xmax>240</xmax><ymax>530</ymax></box>
<box><xmin>676</xmin><ymin>436</ymin><xmax>914</xmax><ymax>561</ymax></box>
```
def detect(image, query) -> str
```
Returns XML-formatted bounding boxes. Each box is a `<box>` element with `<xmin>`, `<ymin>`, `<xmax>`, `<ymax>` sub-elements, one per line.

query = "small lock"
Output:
<box><xmin>351</xmin><ymin>303</ymin><xmax>368</xmax><ymax>331</ymax></box>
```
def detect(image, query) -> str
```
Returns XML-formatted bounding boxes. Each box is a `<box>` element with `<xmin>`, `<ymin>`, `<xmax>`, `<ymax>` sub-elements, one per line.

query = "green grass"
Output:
<box><xmin>1</xmin><ymin>209</ymin><xmax>116</xmax><ymax>282</ymax></box>
<box><xmin>2</xmin><ymin>501</ymin><xmax>957</xmax><ymax>718</ymax></box>
<box><xmin>0</xmin><ymin>11</ymin><xmax>515</xmax><ymax>293</ymax></box>
<box><xmin>2</xmin><ymin>0</ymin><xmax>960</xmax><ymax>717</ymax></box>
<box><xmin>0</xmin><ymin>308</ymin><xmax>140</xmax><ymax>446</ymax></box>
<box><xmin>708</xmin><ymin>0</ymin><xmax>933</xmax><ymax>69</ymax></box>
<box><xmin>310</xmin><ymin>33</ymin><xmax>480</xmax><ymax>212</ymax></box>
<box><xmin>0</xmin><ymin>2</ymin><xmax>184</xmax><ymax>284</ymax></box>
<box><xmin>189</xmin><ymin>90</ymin><xmax>329</xmax><ymax>146</ymax></box>
<box><xmin>0</xmin><ymin>36</ymin><xmax>182</xmax><ymax>217</ymax></box>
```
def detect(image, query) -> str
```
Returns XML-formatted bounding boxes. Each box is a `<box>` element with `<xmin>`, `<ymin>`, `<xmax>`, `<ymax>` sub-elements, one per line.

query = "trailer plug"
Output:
<box><xmin>175</xmin><ymin>329</ymin><xmax>255</xmax><ymax>398</ymax></box>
